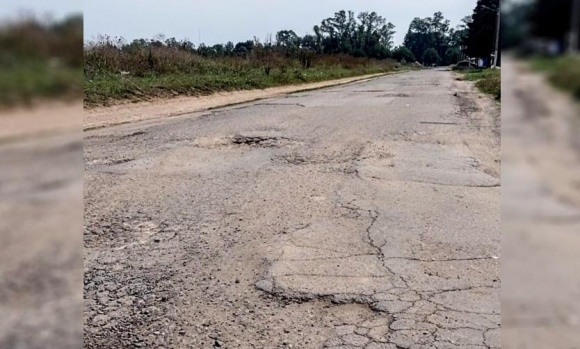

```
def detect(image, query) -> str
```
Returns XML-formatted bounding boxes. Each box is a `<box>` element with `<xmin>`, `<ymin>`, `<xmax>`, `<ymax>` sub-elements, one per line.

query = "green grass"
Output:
<box><xmin>0</xmin><ymin>15</ymin><xmax>82</xmax><ymax>108</ymax></box>
<box><xmin>530</xmin><ymin>55</ymin><xmax>580</xmax><ymax>99</ymax></box>
<box><xmin>457</xmin><ymin>68</ymin><xmax>501</xmax><ymax>100</ymax></box>
<box><xmin>0</xmin><ymin>60</ymin><xmax>82</xmax><ymax>108</ymax></box>
<box><xmin>529</xmin><ymin>56</ymin><xmax>563</xmax><ymax>72</ymax></box>
<box><xmin>84</xmin><ymin>64</ymin><xmax>403</xmax><ymax>107</ymax></box>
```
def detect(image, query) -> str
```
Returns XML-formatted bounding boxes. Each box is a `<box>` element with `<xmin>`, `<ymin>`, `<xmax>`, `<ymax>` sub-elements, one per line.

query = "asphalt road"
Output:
<box><xmin>84</xmin><ymin>68</ymin><xmax>501</xmax><ymax>349</ymax></box>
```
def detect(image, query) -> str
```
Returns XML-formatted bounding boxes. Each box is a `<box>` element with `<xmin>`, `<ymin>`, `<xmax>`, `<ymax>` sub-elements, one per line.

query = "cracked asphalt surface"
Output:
<box><xmin>84</xmin><ymin>68</ymin><xmax>500</xmax><ymax>348</ymax></box>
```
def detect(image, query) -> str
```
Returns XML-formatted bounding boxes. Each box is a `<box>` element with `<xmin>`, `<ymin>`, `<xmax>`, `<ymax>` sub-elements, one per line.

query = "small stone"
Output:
<box><xmin>255</xmin><ymin>279</ymin><xmax>273</xmax><ymax>293</ymax></box>
<box><xmin>91</xmin><ymin>314</ymin><xmax>109</xmax><ymax>326</ymax></box>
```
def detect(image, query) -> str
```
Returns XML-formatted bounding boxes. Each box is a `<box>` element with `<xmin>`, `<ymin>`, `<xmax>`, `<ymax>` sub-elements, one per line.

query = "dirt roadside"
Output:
<box><xmin>502</xmin><ymin>55</ymin><xmax>580</xmax><ymax>349</ymax></box>
<box><xmin>0</xmin><ymin>101</ymin><xmax>82</xmax><ymax>142</ymax></box>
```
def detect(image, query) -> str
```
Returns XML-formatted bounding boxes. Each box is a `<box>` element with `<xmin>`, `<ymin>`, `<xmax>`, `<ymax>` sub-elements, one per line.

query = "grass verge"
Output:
<box><xmin>84</xmin><ymin>64</ymin><xmax>406</xmax><ymax>107</ymax></box>
<box><xmin>0</xmin><ymin>60</ymin><xmax>82</xmax><ymax>108</ymax></box>
<box><xmin>0</xmin><ymin>14</ymin><xmax>82</xmax><ymax>109</ymax></box>
<box><xmin>455</xmin><ymin>67</ymin><xmax>501</xmax><ymax>100</ymax></box>
<box><xmin>530</xmin><ymin>55</ymin><xmax>580</xmax><ymax>99</ymax></box>
<box><xmin>83</xmin><ymin>40</ymin><xmax>418</xmax><ymax>107</ymax></box>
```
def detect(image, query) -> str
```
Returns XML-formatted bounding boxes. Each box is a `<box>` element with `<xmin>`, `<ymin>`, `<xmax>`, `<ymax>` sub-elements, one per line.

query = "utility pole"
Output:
<box><xmin>569</xmin><ymin>0</ymin><xmax>580</xmax><ymax>54</ymax></box>
<box><xmin>491</xmin><ymin>10</ymin><xmax>500</xmax><ymax>68</ymax></box>
<box><xmin>481</xmin><ymin>4</ymin><xmax>501</xmax><ymax>68</ymax></box>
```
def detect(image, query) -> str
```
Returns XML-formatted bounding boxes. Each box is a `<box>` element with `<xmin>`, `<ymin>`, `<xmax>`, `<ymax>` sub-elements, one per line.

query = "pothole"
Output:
<box><xmin>193</xmin><ymin>133</ymin><xmax>298</xmax><ymax>149</ymax></box>
<box><xmin>231</xmin><ymin>134</ymin><xmax>293</xmax><ymax>147</ymax></box>
<box><xmin>455</xmin><ymin>93</ymin><xmax>480</xmax><ymax>115</ymax></box>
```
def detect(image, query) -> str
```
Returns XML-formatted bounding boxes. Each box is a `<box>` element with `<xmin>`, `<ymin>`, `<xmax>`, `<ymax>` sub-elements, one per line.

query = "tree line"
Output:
<box><xmin>88</xmin><ymin>2</ymin><xmax>500</xmax><ymax>67</ymax></box>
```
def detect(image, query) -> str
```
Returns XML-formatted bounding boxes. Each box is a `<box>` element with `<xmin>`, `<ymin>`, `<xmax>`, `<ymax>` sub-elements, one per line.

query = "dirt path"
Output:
<box><xmin>501</xmin><ymin>55</ymin><xmax>580</xmax><ymax>348</ymax></box>
<box><xmin>84</xmin><ymin>68</ymin><xmax>500</xmax><ymax>348</ymax></box>
<box><xmin>0</xmin><ymin>101</ymin><xmax>81</xmax><ymax>142</ymax></box>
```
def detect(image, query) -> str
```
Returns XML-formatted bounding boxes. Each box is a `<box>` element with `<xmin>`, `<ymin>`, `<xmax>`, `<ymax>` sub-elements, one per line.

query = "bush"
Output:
<box><xmin>458</xmin><ymin>68</ymin><xmax>500</xmax><ymax>100</ymax></box>
<box><xmin>422</xmin><ymin>48</ymin><xmax>441</xmax><ymax>66</ymax></box>
<box><xmin>392</xmin><ymin>46</ymin><xmax>415</xmax><ymax>62</ymax></box>
<box><xmin>546</xmin><ymin>56</ymin><xmax>580</xmax><ymax>99</ymax></box>
<box><xmin>475</xmin><ymin>70</ymin><xmax>500</xmax><ymax>100</ymax></box>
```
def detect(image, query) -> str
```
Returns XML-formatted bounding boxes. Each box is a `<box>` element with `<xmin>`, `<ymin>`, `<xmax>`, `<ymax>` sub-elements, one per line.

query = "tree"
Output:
<box><xmin>212</xmin><ymin>44</ymin><xmax>225</xmax><ymax>57</ymax></box>
<box><xmin>518</xmin><ymin>0</ymin><xmax>580</xmax><ymax>53</ymax></box>
<box><xmin>501</xmin><ymin>1</ymin><xmax>533</xmax><ymax>49</ymax></box>
<box><xmin>462</xmin><ymin>0</ymin><xmax>500</xmax><ymax>61</ymax></box>
<box><xmin>422</xmin><ymin>48</ymin><xmax>441</xmax><ymax>65</ymax></box>
<box><xmin>276</xmin><ymin>30</ymin><xmax>300</xmax><ymax>49</ymax></box>
<box><xmin>403</xmin><ymin>17</ymin><xmax>434</xmax><ymax>63</ymax></box>
<box><xmin>313</xmin><ymin>25</ymin><xmax>324</xmax><ymax>53</ymax></box>
<box><xmin>225</xmin><ymin>41</ymin><xmax>234</xmax><ymax>55</ymax></box>
<box><xmin>403</xmin><ymin>12</ymin><xmax>455</xmax><ymax>65</ymax></box>
<box><xmin>529</xmin><ymin>0</ymin><xmax>575</xmax><ymax>42</ymax></box>
<box><xmin>312</xmin><ymin>10</ymin><xmax>396</xmax><ymax>57</ymax></box>
<box><xmin>197</xmin><ymin>43</ymin><xmax>215</xmax><ymax>57</ymax></box>
<box><xmin>392</xmin><ymin>46</ymin><xmax>415</xmax><ymax>62</ymax></box>
<box><xmin>233</xmin><ymin>40</ymin><xmax>254</xmax><ymax>57</ymax></box>
<box><xmin>445</xmin><ymin>46</ymin><xmax>461</xmax><ymax>64</ymax></box>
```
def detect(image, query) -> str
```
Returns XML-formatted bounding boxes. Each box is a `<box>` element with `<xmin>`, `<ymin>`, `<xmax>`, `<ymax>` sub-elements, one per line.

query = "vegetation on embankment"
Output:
<box><xmin>0</xmin><ymin>15</ymin><xmax>82</xmax><ymax>108</ymax></box>
<box><xmin>454</xmin><ymin>67</ymin><xmax>500</xmax><ymax>100</ymax></box>
<box><xmin>83</xmin><ymin>42</ymin><xmax>405</xmax><ymax>107</ymax></box>
<box><xmin>83</xmin><ymin>1</ymin><xmax>498</xmax><ymax>108</ymax></box>
<box><xmin>531</xmin><ymin>56</ymin><xmax>580</xmax><ymax>99</ymax></box>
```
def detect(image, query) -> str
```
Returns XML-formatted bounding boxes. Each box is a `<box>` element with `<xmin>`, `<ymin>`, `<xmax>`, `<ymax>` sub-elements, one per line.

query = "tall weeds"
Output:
<box><xmin>84</xmin><ymin>37</ymin><xmax>401</xmax><ymax>106</ymax></box>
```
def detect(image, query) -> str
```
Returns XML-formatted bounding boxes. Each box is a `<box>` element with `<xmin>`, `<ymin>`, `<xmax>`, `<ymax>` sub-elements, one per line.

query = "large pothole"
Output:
<box><xmin>192</xmin><ymin>132</ymin><xmax>299</xmax><ymax>149</ymax></box>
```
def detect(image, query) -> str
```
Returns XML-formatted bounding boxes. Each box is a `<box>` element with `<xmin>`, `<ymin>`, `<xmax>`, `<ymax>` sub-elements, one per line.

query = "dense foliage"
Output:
<box><xmin>462</xmin><ymin>0</ymin><xmax>500</xmax><ymax>63</ymax></box>
<box><xmin>403</xmin><ymin>11</ymin><xmax>468</xmax><ymax>66</ymax></box>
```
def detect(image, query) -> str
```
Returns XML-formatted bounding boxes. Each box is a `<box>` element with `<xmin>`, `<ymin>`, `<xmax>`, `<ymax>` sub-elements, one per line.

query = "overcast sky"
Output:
<box><xmin>2</xmin><ymin>1</ymin><xmax>477</xmax><ymax>46</ymax></box>
<box><xmin>84</xmin><ymin>0</ymin><xmax>477</xmax><ymax>46</ymax></box>
<box><xmin>0</xmin><ymin>0</ymin><xmax>81</xmax><ymax>22</ymax></box>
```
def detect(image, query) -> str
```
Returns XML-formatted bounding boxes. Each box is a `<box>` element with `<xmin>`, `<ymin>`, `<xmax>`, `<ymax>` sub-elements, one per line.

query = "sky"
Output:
<box><xmin>0</xmin><ymin>0</ymin><xmax>82</xmax><ymax>22</ymax></box>
<box><xmin>83</xmin><ymin>0</ymin><xmax>477</xmax><ymax>47</ymax></box>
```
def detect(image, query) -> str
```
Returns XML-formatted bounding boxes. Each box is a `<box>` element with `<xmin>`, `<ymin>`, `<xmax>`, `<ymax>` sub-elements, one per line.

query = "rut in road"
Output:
<box><xmin>84</xmin><ymin>68</ymin><xmax>500</xmax><ymax>349</ymax></box>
